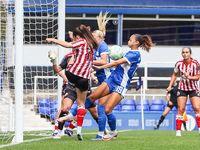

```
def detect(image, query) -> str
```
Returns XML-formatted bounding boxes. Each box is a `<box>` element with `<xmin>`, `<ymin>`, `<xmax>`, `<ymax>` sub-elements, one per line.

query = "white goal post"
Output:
<box><xmin>14</xmin><ymin>0</ymin><xmax>66</xmax><ymax>143</ymax></box>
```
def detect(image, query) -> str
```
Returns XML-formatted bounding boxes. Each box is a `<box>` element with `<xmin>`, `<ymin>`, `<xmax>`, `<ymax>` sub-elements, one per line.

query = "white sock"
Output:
<box><xmin>77</xmin><ymin>126</ymin><xmax>82</xmax><ymax>133</ymax></box>
<box><xmin>54</xmin><ymin>130</ymin><xmax>58</xmax><ymax>133</ymax></box>
<box><xmin>111</xmin><ymin>130</ymin><xmax>117</xmax><ymax>134</ymax></box>
<box><xmin>105</xmin><ymin>127</ymin><xmax>109</xmax><ymax>133</ymax></box>
<box><xmin>66</xmin><ymin>126</ymin><xmax>73</xmax><ymax>131</ymax></box>
<box><xmin>199</xmin><ymin>128</ymin><xmax>200</xmax><ymax>132</ymax></box>
<box><xmin>58</xmin><ymin>129</ymin><xmax>62</xmax><ymax>136</ymax></box>
<box><xmin>98</xmin><ymin>131</ymin><xmax>104</xmax><ymax>137</ymax></box>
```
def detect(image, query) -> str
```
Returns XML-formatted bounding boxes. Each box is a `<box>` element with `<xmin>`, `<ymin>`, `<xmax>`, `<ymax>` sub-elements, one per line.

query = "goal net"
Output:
<box><xmin>0</xmin><ymin>0</ymin><xmax>64</xmax><ymax>144</ymax></box>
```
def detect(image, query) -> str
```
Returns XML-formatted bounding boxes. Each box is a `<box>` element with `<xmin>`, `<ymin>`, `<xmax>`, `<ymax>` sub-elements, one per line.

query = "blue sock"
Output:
<box><xmin>98</xmin><ymin>105</ymin><xmax>106</xmax><ymax>132</ymax></box>
<box><xmin>106</xmin><ymin>112</ymin><xmax>116</xmax><ymax>131</ymax></box>
<box><xmin>85</xmin><ymin>97</ymin><xmax>94</xmax><ymax>109</ymax></box>
<box><xmin>71</xmin><ymin>107</ymin><xmax>77</xmax><ymax>116</ymax></box>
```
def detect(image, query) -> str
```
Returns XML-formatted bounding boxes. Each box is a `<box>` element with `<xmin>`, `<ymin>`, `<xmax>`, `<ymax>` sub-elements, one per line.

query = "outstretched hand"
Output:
<box><xmin>45</xmin><ymin>38</ymin><xmax>54</xmax><ymax>43</ymax></box>
<box><xmin>48</xmin><ymin>50</ymin><xmax>57</xmax><ymax>65</ymax></box>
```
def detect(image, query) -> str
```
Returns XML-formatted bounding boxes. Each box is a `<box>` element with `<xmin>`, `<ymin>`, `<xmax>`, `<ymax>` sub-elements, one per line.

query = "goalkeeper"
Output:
<box><xmin>48</xmin><ymin>50</ymin><xmax>99</xmax><ymax>139</ymax></box>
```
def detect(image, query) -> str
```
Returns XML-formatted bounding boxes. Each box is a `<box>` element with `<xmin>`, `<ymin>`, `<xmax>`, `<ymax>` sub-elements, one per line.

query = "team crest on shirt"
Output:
<box><xmin>188</xmin><ymin>68</ymin><xmax>192</xmax><ymax>73</ymax></box>
<box><xmin>177</xmin><ymin>91</ymin><xmax>180</xmax><ymax>96</ymax></box>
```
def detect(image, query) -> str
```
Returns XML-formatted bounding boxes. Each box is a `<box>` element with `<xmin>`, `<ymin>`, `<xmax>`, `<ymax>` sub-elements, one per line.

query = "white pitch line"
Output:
<box><xmin>0</xmin><ymin>130</ymin><xmax>132</xmax><ymax>149</ymax></box>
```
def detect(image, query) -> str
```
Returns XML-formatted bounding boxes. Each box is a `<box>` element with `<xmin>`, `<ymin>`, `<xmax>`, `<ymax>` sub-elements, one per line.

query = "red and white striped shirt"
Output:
<box><xmin>68</xmin><ymin>38</ymin><xmax>93</xmax><ymax>79</ymax></box>
<box><xmin>174</xmin><ymin>59</ymin><xmax>200</xmax><ymax>91</ymax></box>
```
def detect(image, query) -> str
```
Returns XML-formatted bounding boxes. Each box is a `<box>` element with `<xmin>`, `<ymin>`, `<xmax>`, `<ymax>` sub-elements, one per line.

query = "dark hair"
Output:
<box><xmin>73</xmin><ymin>24</ymin><xmax>98</xmax><ymax>50</ymax></box>
<box><xmin>134</xmin><ymin>34</ymin><xmax>156</xmax><ymax>52</ymax></box>
<box><xmin>182</xmin><ymin>47</ymin><xmax>192</xmax><ymax>54</ymax></box>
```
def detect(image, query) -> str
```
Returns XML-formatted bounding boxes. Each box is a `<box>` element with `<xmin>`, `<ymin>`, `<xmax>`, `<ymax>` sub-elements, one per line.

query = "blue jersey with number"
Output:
<box><xmin>94</xmin><ymin>41</ymin><xmax>113</xmax><ymax>82</ymax></box>
<box><xmin>110</xmin><ymin>50</ymin><xmax>141</xmax><ymax>89</ymax></box>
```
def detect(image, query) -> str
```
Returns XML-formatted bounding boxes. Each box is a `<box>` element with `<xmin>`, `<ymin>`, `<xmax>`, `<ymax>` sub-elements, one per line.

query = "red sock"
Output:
<box><xmin>77</xmin><ymin>106</ymin><xmax>85</xmax><ymax>127</ymax></box>
<box><xmin>195</xmin><ymin>114</ymin><xmax>200</xmax><ymax>128</ymax></box>
<box><xmin>68</xmin><ymin>120</ymin><xmax>77</xmax><ymax>129</ymax></box>
<box><xmin>55</xmin><ymin>119</ymin><xmax>58</xmax><ymax>130</ymax></box>
<box><xmin>176</xmin><ymin>115</ymin><xmax>183</xmax><ymax>131</ymax></box>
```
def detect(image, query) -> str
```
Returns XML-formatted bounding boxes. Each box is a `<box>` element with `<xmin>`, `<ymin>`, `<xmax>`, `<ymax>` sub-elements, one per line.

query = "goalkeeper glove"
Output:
<box><xmin>48</xmin><ymin>50</ymin><xmax>57</xmax><ymax>65</ymax></box>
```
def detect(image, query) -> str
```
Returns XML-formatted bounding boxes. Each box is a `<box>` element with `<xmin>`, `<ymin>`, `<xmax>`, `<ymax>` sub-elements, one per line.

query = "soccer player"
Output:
<box><xmin>49</xmin><ymin>50</ymin><xmax>98</xmax><ymax>139</ymax></box>
<box><xmin>60</xmin><ymin>12</ymin><xmax>113</xmax><ymax>140</ymax></box>
<box><xmin>46</xmin><ymin>24</ymin><xmax>98</xmax><ymax>140</ymax></box>
<box><xmin>167</xmin><ymin>47</ymin><xmax>200</xmax><ymax>136</ymax></box>
<box><xmin>154</xmin><ymin>79</ymin><xmax>187</xmax><ymax>130</ymax></box>
<box><xmin>91</xmin><ymin>12</ymin><xmax>114</xmax><ymax>140</ymax></box>
<box><xmin>82</xmin><ymin>34</ymin><xmax>154</xmax><ymax>141</ymax></box>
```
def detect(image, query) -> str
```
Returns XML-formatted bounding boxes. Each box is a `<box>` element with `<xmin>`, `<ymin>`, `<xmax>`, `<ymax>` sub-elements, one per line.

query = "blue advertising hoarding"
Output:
<box><xmin>82</xmin><ymin>111</ymin><xmax>198</xmax><ymax>131</ymax></box>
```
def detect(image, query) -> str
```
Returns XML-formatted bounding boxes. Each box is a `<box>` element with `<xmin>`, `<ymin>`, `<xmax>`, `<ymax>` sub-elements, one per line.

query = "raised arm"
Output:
<box><xmin>93</xmin><ymin>54</ymin><xmax>108</xmax><ymax>66</ymax></box>
<box><xmin>46</xmin><ymin>38</ymin><xmax>73</xmax><ymax>48</ymax></box>
<box><xmin>93</xmin><ymin>58</ymin><xmax>127</xmax><ymax>70</ymax></box>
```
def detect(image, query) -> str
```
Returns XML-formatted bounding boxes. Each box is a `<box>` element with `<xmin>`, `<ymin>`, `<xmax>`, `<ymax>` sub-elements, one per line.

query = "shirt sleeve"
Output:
<box><xmin>174</xmin><ymin>62</ymin><xmax>179</xmax><ymax>73</ymax></box>
<box><xmin>99</xmin><ymin>43</ymin><xmax>109</xmax><ymax>55</ymax></box>
<box><xmin>71</xmin><ymin>40</ymin><xmax>85</xmax><ymax>48</ymax></box>
<box><xmin>59</xmin><ymin>56</ymin><xmax>72</xmax><ymax>69</ymax></box>
<box><xmin>123</xmin><ymin>51</ymin><xmax>140</xmax><ymax>65</ymax></box>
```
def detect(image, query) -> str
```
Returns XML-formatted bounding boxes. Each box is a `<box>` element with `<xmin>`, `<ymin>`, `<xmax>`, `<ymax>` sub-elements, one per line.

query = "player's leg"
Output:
<box><xmin>176</xmin><ymin>95</ymin><xmax>187</xmax><ymax>136</ymax></box>
<box><xmin>91</xmin><ymin>94</ymin><xmax>110</xmax><ymax>140</ymax></box>
<box><xmin>154</xmin><ymin>105</ymin><xmax>172</xmax><ymax>130</ymax></box>
<box><xmin>84</xmin><ymin>82</ymin><xmax>110</xmax><ymax>108</ymax></box>
<box><xmin>102</xmin><ymin>92</ymin><xmax>122</xmax><ymax>141</ymax></box>
<box><xmin>75</xmin><ymin>87</ymin><xmax>88</xmax><ymax>141</ymax></box>
<box><xmin>60</xmin><ymin>82</ymin><xmax>110</xmax><ymax>122</ymax></box>
<box><xmin>53</xmin><ymin>97</ymin><xmax>73</xmax><ymax>139</ymax></box>
<box><xmin>190</xmin><ymin>95</ymin><xmax>200</xmax><ymax>135</ymax></box>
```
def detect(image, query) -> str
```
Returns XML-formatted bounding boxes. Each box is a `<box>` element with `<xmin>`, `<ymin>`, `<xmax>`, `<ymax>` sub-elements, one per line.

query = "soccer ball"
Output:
<box><xmin>108</xmin><ymin>45</ymin><xmax>123</xmax><ymax>60</ymax></box>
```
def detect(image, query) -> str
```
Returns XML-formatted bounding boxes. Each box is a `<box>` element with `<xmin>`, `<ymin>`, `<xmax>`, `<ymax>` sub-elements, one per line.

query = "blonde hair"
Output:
<box><xmin>96</xmin><ymin>11</ymin><xmax>110</xmax><ymax>37</ymax></box>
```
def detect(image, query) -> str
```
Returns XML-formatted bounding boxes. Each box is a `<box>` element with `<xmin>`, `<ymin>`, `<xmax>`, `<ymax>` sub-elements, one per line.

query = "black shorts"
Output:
<box><xmin>66</xmin><ymin>71</ymin><xmax>89</xmax><ymax>91</ymax></box>
<box><xmin>167</xmin><ymin>103</ymin><xmax>178</xmax><ymax>109</ymax></box>
<box><xmin>62</xmin><ymin>84</ymin><xmax>68</xmax><ymax>96</ymax></box>
<box><xmin>177</xmin><ymin>89</ymin><xmax>199</xmax><ymax>98</ymax></box>
<box><xmin>63</xmin><ymin>82</ymin><xmax>93</xmax><ymax>103</ymax></box>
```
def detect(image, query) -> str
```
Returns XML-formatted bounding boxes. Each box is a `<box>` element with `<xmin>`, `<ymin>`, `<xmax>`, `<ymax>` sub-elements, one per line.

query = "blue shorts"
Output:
<box><xmin>97</xmin><ymin>76</ymin><xmax>106</xmax><ymax>84</ymax></box>
<box><xmin>105</xmin><ymin>76</ymin><xmax>128</xmax><ymax>99</ymax></box>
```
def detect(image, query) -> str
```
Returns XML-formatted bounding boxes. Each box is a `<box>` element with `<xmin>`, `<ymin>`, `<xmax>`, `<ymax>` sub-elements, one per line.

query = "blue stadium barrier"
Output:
<box><xmin>189</xmin><ymin>105</ymin><xmax>194</xmax><ymax>112</ymax></box>
<box><xmin>113</xmin><ymin>105</ymin><xmax>121</xmax><ymax>112</ymax></box>
<box><xmin>186</xmin><ymin>99</ymin><xmax>191</xmax><ymax>105</ymax></box>
<box><xmin>95</xmin><ymin>99</ymin><xmax>99</xmax><ymax>105</ymax></box>
<box><xmin>151</xmin><ymin>99</ymin><xmax>164</xmax><ymax>105</ymax></box>
<box><xmin>118</xmin><ymin>101</ymin><xmax>122</xmax><ymax>107</ymax></box>
<box><xmin>70</xmin><ymin>103</ymin><xmax>77</xmax><ymax>111</ymax></box>
<box><xmin>83</xmin><ymin>111</ymin><xmax>198</xmax><ymax>131</ymax></box>
<box><xmin>121</xmin><ymin>105</ymin><xmax>135</xmax><ymax>112</ymax></box>
<box><xmin>123</xmin><ymin>99</ymin><xmax>136</xmax><ymax>106</ymax></box>
<box><xmin>171</xmin><ymin>106</ymin><xmax>177</xmax><ymax>112</ymax></box>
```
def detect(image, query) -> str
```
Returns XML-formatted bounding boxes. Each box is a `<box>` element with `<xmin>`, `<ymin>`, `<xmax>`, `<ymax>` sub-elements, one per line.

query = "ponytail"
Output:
<box><xmin>96</xmin><ymin>11</ymin><xmax>110</xmax><ymax>37</ymax></box>
<box><xmin>134</xmin><ymin>34</ymin><xmax>156</xmax><ymax>52</ymax></box>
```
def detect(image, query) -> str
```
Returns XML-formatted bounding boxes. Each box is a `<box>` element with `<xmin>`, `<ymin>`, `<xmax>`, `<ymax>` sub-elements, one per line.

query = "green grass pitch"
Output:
<box><xmin>1</xmin><ymin>130</ymin><xmax>200</xmax><ymax>150</ymax></box>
